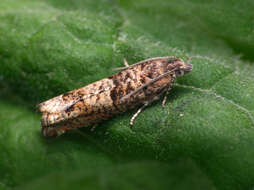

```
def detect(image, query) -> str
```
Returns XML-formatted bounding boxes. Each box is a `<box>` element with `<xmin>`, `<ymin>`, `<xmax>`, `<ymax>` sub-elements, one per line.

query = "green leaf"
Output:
<box><xmin>1</xmin><ymin>0</ymin><xmax>254</xmax><ymax>190</ymax></box>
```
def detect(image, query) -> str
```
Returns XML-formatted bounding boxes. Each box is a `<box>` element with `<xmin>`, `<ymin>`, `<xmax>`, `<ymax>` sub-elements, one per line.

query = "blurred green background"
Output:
<box><xmin>1</xmin><ymin>0</ymin><xmax>254</xmax><ymax>190</ymax></box>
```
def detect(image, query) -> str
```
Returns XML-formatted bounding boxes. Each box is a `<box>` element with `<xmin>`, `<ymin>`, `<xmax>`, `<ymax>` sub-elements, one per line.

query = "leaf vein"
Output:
<box><xmin>175</xmin><ymin>83</ymin><xmax>254</xmax><ymax>126</ymax></box>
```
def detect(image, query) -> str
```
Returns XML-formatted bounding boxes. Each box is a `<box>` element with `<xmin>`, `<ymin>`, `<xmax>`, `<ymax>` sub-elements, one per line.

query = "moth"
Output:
<box><xmin>37</xmin><ymin>57</ymin><xmax>192</xmax><ymax>138</ymax></box>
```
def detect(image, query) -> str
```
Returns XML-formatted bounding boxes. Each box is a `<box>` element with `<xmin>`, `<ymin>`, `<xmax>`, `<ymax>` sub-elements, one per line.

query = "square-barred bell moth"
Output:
<box><xmin>37</xmin><ymin>57</ymin><xmax>192</xmax><ymax>138</ymax></box>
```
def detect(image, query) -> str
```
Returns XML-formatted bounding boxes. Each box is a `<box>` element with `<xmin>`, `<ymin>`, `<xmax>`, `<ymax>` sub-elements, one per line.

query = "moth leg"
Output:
<box><xmin>42</xmin><ymin>126</ymin><xmax>65</xmax><ymax>138</ymax></box>
<box><xmin>162</xmin><ymin>87</ymin><xmax>171</xmax><ymax>107</ymax></box>
<box><xmin>123</xmin><ymin>58</ymin><xmax>129</xmax><ymax>67</ymax></box>
<box><xmin>90</xmin><ymin>124</ymin><xmax>98</xmax><ymax>132</ymax></box>
<box><xmin>130</xmin><ymin>102</ymin><xmax>149</xmax><ymax>126</ymax></box>
<box><xmin>130</xmin><ymin>95</ymin><xmax>162</xmax><ymax>126</ymax></box>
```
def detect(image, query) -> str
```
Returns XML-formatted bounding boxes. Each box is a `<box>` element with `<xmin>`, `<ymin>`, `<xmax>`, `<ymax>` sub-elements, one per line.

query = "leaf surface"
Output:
<box><xmin>1</xmin><ymin>0</ymin><xmax>254</xmax><ymax>189</ymax></box>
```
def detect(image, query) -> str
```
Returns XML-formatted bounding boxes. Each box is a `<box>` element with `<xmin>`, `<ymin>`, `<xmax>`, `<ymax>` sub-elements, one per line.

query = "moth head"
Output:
<box><xmin>176</xmin><ymin>62</ymin><xmax>192</xmax><ymax>77</ymax></box>
<box><xmin>167</xmin><ymin>57</ymin><xmax>193</xmax><ymax>77</ymax></box>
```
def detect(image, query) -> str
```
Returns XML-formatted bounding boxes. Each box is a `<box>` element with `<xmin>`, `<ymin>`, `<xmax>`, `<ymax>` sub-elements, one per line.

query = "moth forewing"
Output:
<box><xmin>37</xmin><ymin>57</ymin><xmax>192</xmax><ymax>138</ymax></box>
<box><xmin>120</xmin><ymin>68</ymin><xmax>178</xmax><ymax>102</ymax></box>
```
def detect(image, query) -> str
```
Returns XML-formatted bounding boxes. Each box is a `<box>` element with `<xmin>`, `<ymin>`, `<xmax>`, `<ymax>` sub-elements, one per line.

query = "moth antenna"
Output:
<box><xmin>112</xmin><ymin>56</ymin><xmax>176</xmax><ymax>71</ymax></box>
<box><xmin>123</xmin><ymin>58</ymin><xmax>129</xmax><ymax>67</ymax></box>
<box><xmin>112</xmin><ymin>67</ymin><xmax>128</xmax><ymax>71</ymax></box>
<box><xmin>112</xmin><ymin>58</ymin><xmax>130</xmax><ymax>71</ymax></box>
<box><xmin>120</xmin><ymin>68</ymin><xmax>177</xmax><ymax>101</ymax></box>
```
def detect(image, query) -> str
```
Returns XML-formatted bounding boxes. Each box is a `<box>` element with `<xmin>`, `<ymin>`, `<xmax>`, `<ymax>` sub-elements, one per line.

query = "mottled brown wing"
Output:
<box><xmin>37</xmin><ymin>78</ymin><xmax>113</xmax><ymax>113</ymax></box>
<box><xmin>38</xmin><ymin>78</ymin><xmax>116</xmax><ymax>127</ymax></box>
